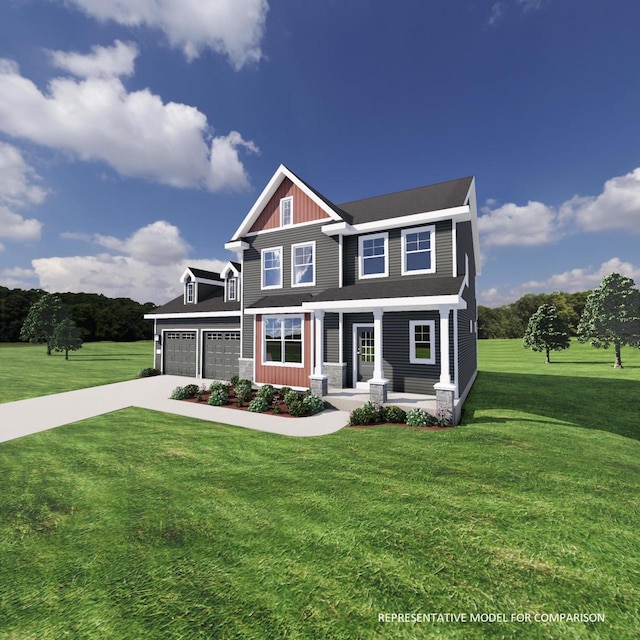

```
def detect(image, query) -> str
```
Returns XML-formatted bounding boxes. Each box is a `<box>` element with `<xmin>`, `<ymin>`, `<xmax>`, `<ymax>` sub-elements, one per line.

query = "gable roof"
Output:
<box><xmin>148</xmin><ymin>287</ymin><xmax>240</xmax><ymax>315</ymax></box>
<box><xmin>337</xmin><ymin>176</ymin><xmax>474</xmax><ymax>225</ymax></box>
<box><xmin>180</xmin><ymin>267</ymin><xmax>221</xmax><ymax>283</ymax></box>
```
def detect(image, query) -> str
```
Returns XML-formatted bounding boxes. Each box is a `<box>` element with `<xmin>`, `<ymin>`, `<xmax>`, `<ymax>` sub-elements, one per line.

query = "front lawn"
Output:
<box><xmin>0</xmin><ymin>341</ymin><xmax>153</xmax><ymax>403</ymax></box>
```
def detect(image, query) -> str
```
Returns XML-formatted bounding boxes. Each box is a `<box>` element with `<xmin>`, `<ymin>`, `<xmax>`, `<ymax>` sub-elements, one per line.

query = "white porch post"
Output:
<box><xmin>369</xmin><ymin>307</ymin><xmax>388</xmax><ymax>403</ymax></box>
<box><xmin>309</xmin><ymin>310</ymin><xmax>328</xmax><ymax>396</ymax></box>
<box><xmin>314</xmin><ymin>310</ymin><xmax>325</xmax><ymax>376</ymax></box>
<box><xmin>438</xmin><ymin>307</ymin><xmax>451</xmax><ymax>385</ymax></box>
<box><xmin>434</xmin><ymin>306</ymin><xmax>456</xmax><ymax>425</ymax></box>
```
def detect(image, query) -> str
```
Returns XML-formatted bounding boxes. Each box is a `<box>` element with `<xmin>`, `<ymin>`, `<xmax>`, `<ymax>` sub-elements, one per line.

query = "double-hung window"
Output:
<box><xmin>264</xmin><ymin>315</ymin><xmax>303</xmax><ymax>365</ymax></box>
<box><xmin>227</xmin><ymin>277</ymin><xmax>237</xmax><ymax>301</ymax></box>
<box><xmin>402</xmin><ymin>225</ymin><xmax>435</xmax><ymax>274</ymax></box>
<box><xmin>262</xmin><ymin>247</ymin><xmax>282</xmax><ymax>289</ymax></box>
<box><xmin>280</xmin><ymin>197</ymin><xmax>293</xmax><ymax>227</ymax></box>
<box><xmin>291</xmin><ymin>241</ymin><xmax>315</xmax><ymax>287</ymax></box>
<box><xmin>186</xmin><ymin>282</ymin><xmax>194</xmax><ymax>303</ymax></box>
<box><xmin>409</xmin><ymin>320</ymin><xmax>436</xmax><ymax>364</ymax></box>
<box><xmin>358</xmin><ymin>232</ymin><xmax>388</xmax><ymax>279</ymax></box>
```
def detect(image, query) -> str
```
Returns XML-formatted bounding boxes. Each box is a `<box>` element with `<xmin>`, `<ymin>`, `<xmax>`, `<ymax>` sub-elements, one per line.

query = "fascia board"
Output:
<box><xmin>144</xmin><ymin>311</ymin><xmax>241</xmax><ymax>319</ymax></box>
<box><xmin>302</xmin><ymin>294</ymin><xmax>466</xmax><ymax>313</ymax></box>
<box><xmin>323</xmin><ymin>206</ymin><xmax>470</xmax><ymax>236</ymax></box>
<box><xmin>465</xmin><ymin>177</ymin><xmax>482</xmax><ymax>276</ymax></box>
<box><xmin>224</xmin><ymin>240</ymin><xmax>249</xmax><ymax>251</ymax></box>
<box><xmin>230</xmin><ymin>165</ymin><xmax>343</xmax><ymax>240</ymax></box>
<box><xmin>244</xmin><ymin>305</ymin><xmax>306</xmax><ymax>315</ymax></box>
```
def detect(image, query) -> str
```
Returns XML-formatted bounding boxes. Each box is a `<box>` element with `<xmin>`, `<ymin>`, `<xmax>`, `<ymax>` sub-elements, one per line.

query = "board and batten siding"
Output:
<box><xmin>242</xmin><ymin>224</ymin><xmax>340</xmax><ymax>308</ymax></box>
<box><xmin>254</xmin><ymin>313</ymin><xmax>312</xmax><ymax>387</ymax></box>
<box><xmin>343</xmin><ymin>220</ymin><xmax>453</xmax><ymax>286</ymax></box>
<box><xmin>249</xmin><ymin>178</ymin><xmax>332</xmax><ymax>233</ymax></box>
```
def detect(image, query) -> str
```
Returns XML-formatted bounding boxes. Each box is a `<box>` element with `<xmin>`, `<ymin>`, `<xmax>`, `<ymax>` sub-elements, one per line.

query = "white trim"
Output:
<box><xmin>245</xmin><ymin>305</ymin><xmax>305</xmax><ymax>315</ymax></box>
<box><xmin>322</xmin><ymin>205</ymin><xmax>470</xmax><ymax>236</ymax></box>
<box><xmin>186</xmin><ymin>281</ymin><xmax>194</xmax><ymax>304</ymax></box>
<box><xmin>401</xmin><ymin>225</ymin><xmax>436</xmax><ymax>276</ymax></box>
<box><xmin>352</xmin><ymin>323</ymin><xmax>374</xmax><ymax>389</ymax></box>
<box><xmin>302</xmin><ymin>294</ymin><xmax>465</xmax><ymax>313</ymax></box>
<box><xmin>261</xmin><ymin>313</ymin><xmax>305</xmax><ymax>369</ymax></box>
<box><xmin>338</xmin><ymin>235</ymin><xmax>343</xmax><ymax>288</ymax></box>
<box><xmin>226</xmin><ymin>277</ymin><xmax>237</xmax><ymax>302</ymax></box>
<box><xmin>465</xmin><ymin>177</ymin><xmax>481</xmax><ymax>276</ymax></box>
<box><xmin>338</xmin><ymin>312</ymin><xmax>344</xmax><ymax>364</ymax></box>
<box><xmin>280</xmin><ymin>196</ymin><xmax>293</xmax><ymax>227</ymax></box>
<box><xmin>230</xmin><ymin>164</ymin><xmax>342</xmax><ymax>241</ymax></box>
<box><xmin>358</xmin><ymin>232</ymin><xmax>389</xmax><ymax>280</ymax></box>
<box><xmin>452</xmin><ymin>220</ymin><xmax>458</xmax><ymax>277</ymax></box>
<box><xmin>261</xmin><ymin>246</ymin><xmax>283</xmax><ymax>290</ymax></box>
<box><xmin>453</xmin><ymin>308</ymin><xmax>459</xmax><ymax>398</ymax></box>
<box><xmin>144</xmin><ymin>311</ymin><xmax>241</xmax><ymax>319</ymax></box>
<box><xmin>409</xmin><ymin>320</ymin><xmax>436</xmax><ymax>365</ymax></box>
<box><xmin>220</xmin><ymin>262</ymin><xmax>240</xmax><ymax>278</ymax></box>
<box><xmin>291</xmin><ymin>240</ymin><xmax>316</xmax><ymax>287</ymax></box>
<box><xmin>224</xmin><ymin>240</ymin><xmax>249</xmax><ymax>252</ymax></box>
<box><xmin>244</xmin><ymin>218</ymin><xmax>327</xmax><ymax>238</ymax></box>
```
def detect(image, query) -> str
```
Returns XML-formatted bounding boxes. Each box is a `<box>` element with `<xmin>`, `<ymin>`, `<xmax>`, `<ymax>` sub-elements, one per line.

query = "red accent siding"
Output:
<box><xmin>249</xmin><ymin>178</ymin><xmax>331</xmax><ymax>233</ymax></box>
<box><xmin>254</xmin><ymin>314</ymin><xmax>312</xmax><ymax>387</ymax></box>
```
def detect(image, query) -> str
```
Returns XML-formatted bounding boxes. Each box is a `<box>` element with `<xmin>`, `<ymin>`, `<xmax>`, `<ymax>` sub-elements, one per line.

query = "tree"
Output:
<box><xmin>523</xmin><ymin>304</ymin><xmax>571</xmax><ymax>363</ymax></box>
<box><xmin>51</xmin><ymin>318</ymin><xmax>83</xmax><ymax>360</ymax></box>
<box><xmin>19</xmin><ymin>293</ymin><xmax>68</xmax><ymax>355</ymax></box>
<box><xmin>577</xmin><ymin>273</ymin><xmax>640</xmax><ymax>368</ymax></box>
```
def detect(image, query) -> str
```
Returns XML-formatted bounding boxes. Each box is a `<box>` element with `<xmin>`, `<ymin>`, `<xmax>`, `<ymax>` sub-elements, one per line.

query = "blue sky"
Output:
<box><xmin>0</xmin><ymin>0</ymin><xmax>638</xmax><ymax>306</ymax></box>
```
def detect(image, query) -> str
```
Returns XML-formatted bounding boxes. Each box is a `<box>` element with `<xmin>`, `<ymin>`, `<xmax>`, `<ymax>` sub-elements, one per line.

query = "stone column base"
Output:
<box><xmin>369</xmin><ymin>379</ymin><xmax>389</xmax><ymax>404</ymax></box>
<box><xmin>309</xmin><ymin>374</ymin><xmax>328</xmax><ymax>397</ymax></box>
<box><xmin>238</xmin><ymin>358</ymin><xmax>254</xmax><ymax>382</ymax></box>
<box><xmin>434</xmin><ymin>382</ymin><xmax>456</xmax><ymax>425</ymax></box>
<box><xmin>324</xmin><ymin>362</ymin><xmax>347</xmax><ymax>388</ymax></box>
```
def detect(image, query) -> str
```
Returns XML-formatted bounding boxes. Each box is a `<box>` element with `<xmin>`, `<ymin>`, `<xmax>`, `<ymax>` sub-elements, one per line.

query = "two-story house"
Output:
<box><xmin>145</xmin><ymin>165</ymin><xmax>480</xmax><ymax>422</ymax></box>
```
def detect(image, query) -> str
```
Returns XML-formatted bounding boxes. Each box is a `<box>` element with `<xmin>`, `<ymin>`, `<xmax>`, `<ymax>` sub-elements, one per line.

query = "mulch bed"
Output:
<box><xmin>181</xmin><ymin>389</ymin><xmax>300</xmax><ymax>418</ymax></box>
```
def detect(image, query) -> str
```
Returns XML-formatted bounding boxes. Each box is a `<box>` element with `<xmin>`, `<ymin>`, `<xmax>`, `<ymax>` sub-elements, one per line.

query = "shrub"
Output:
<box><xmin>256</xmin><ymin>384</ymin><xmax>275</xmax><ymax>404</ymax></box>
<box><xmin>248</xmin><ymin>396</ymin><xmax>269</xmax><ymax>413</ymax></box>
<box><xmin>348</xmin><ymin>402</ymin><xmax>383</xmax><ymax>426</ymax></box>
<box><xmin>208</xmin><ymin>387</ymin><xmax>229</xmax><ymax>406</ymax></box>
<box><xmin>287</xmin><ymin>395</ymin><xmax>308</xmax><ymax>417</ymax></box>
<box><xmin>278</xmin><ymin>386</ymin><xmax>292</xmax><ymax>401</ymax></box>
<box><xmin>303</xmin><ymin>393</ymin><xmax>325</xmax><ymax>415</ymax></box>
<box><xmin>234</xmin><ymin>379</ymin><xmax>253</xmax><ymax>403</ymax></box>
<box><xmin>209</xmin><ymin>381</ymin><xmax>230</xmax><ymax>396</ymax></box>
<box><xmin>434</xmin><ymin>406</ymin><xmax>452</xmax><ymax>427</ymax></box>
<box><xmin>382</xmin><ymin>405</ymin><xmax>407</xmax><ymax>424</ymax></box>
<box><xmin>170</xmin><ymin>384</ymin><xmax>200</xmax><ymax>400</ymax></box>
<box><xmin>138</xmin><ymin>367</ymin><xmax>160</xmax><ymax>378</ymax></box>
<box><xmin>406</xmin><ymin>408</ymin><xmax>434</xmax><ymax>427</ymax></box>
<box><xmin>283</xmin><ymin>389</ymin><xmax>301</xmax><ymax>407</ymax></box>
<box><xmin>230</xmin><ymin>375</ymin><xmax>239</xmax><ymax>387</ymax></box>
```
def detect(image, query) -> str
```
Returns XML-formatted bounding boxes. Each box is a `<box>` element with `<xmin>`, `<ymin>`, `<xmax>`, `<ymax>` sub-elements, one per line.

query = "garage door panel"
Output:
<box><xmin>203</xmin><ymin>331</ymin><xmax>240</xmax><ymax>380</ymax></box>
<box><xmin>164</xmin><ymin>331</ymin><xmax>197</xmax><ymax>376</ymax></box>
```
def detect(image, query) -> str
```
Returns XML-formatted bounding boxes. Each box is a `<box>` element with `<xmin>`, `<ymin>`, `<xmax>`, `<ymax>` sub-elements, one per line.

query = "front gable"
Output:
<box><xmin>229</xmin><ymin>165</ymin><xmax>343</xmax><ymax>241</ymax></box>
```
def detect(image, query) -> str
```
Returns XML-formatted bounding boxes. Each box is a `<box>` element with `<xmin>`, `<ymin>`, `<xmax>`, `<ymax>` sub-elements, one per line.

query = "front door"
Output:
<box><xmin>356</xmin><ymin>326</ymin><xmax>375</xmax><ymax>384</ymax></box>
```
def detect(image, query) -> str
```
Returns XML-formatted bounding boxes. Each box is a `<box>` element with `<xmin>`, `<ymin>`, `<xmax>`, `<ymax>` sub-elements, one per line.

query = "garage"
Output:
<box><xmin>163</xmin><ymin>331</ymin><xmax>197</xmax><ymax>376</ymax></box>
<box><xmin>203</xmin><ymin>331</ymin><xmax>240</xmax><ymax>381</ymax></box>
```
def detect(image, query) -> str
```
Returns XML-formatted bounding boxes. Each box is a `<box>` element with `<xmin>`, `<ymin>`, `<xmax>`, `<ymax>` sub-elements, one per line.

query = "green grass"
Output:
<box><xmin>0</xmin><ymin>338</ymin><xmax>639</xmax><ymax>638</ymax></box>
<box><xmin>0</xmin><ymin>341</ymin><xmax>153</xmax><ymax>403</ymax></box>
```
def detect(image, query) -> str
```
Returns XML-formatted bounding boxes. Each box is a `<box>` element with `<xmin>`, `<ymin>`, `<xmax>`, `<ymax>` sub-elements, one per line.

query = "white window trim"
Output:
<box><xmin>226</xmin><ymin>277</ymin><xmax>237</xmax><ymax>301</ymax></box>
<box><xmin>262</xmin><ymin>314</ymin><xmax>305</xmax><ymax>368</ymax></box>
<box><xmin>358</xmin><ymin>232</ymin><xmax>389</xmax><ymax>280</ymax></box>
<box><xmin>401</xmin><ymin>225</ymin><xmax>436</xmax><ymax>275</ymax></box>
<box><xmin>280</xmin><ymin>196</ymin><xmax>293</xmax><ymax>227</ymax></box>
<box><xmin>186</xmin><ymin>281</ymin><xmax>195</xmax><ymax>303</ymax></box>
<box><xmin>261</xmin><ymin>246</ymin><xmax>283</xmax><ymax>290</ymax></box>
<box><xmin>409</xmin><ymin>320</ymin><xmax>436</xmax><ymax>365</ymax></box>
<box><xmin>291</xmin><ymin>240</ymin><xmax>316</xmax><ymax>288</ymax></box>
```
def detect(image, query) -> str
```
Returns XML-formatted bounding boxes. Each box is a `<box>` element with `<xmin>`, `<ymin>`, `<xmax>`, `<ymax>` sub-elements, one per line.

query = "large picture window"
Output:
<box><xmin>402</xmin><ymin>225</ymin><xmax>435</xmax><ymax>274</ymax></box>
<box><xmin>262</xmin><ymin>247</ymin><xmax>282</xmax><ymax>289</ymax></box>
<box><xmin>263</xmin><ymin>315</ymin><xmax>303</xmax><ymax>365</ymax></box>
<box><xmin>291</xmin><ymin>241</ymin><xmax>315</xmax><ymax>286</ymax></box>
<box><xmin>409</xmin><ymin>320</ymin><xmax>436</xmax><ymax>364</ymax></box>
<box><xmin>358</xmin><ymin>232</ymin><xmax>388</xmax><ymax>279</ymax></box>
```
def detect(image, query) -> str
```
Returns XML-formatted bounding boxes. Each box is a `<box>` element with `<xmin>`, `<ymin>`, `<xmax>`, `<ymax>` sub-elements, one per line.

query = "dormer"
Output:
<box><xmin>221</xmin><ymin>261</ymin><xmax>241</xmax><ymax>303</ymax></box>
<box><xmin>179</xmin><ymin>267</ymin><xmax>223</xmax><ymax>305</ymax></box>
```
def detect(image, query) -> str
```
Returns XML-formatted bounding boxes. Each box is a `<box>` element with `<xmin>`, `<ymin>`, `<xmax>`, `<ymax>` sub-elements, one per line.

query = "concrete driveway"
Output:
<box><xmin>0</xmin><ymin>376</ymin><xmax>348</xmax><ymax>444</ymax></box>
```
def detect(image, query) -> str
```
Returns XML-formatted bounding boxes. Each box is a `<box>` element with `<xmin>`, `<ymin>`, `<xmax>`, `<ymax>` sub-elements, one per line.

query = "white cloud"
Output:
<box><xmin>49</xmin><ymin>40</ymin><xmax>138</xmax><ymax>78</ymax></box>
<box><xmin>487</xmin><ymin>0</ymin><xmax>548</xmax><ymax>26</ymax></box>
<box><xmin>0</xmin><ymin>53</ymin><xmax>258</xmax><ymax>191</ymax></box>
<box><xmin>0</xmin><ymin>266</ymin><xmax>39</xmax><ymax>289</ymax></box>
<box><xmin>61</xmin><ymin>0</ymin><xmax>269</xmax><ymax>69</ymax></box>
<box><xmin>0</xmin><ymin>141</ymin><xmax>47</xmax><ymax>207</ymax></box>
<box><xmin>0</xmin><ymin>206</ymin><xmax>42</xmax><ymax>243</ymax></box>
<box><xmin>479</xmin><ymin>167</ymin><xmax>640</xmax><ymax>249</ymax></box>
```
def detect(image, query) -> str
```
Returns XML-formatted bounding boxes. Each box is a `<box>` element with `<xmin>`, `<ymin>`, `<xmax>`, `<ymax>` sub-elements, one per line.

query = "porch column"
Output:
<box><xmin>434</xmin><ymin>306</ymin><xmax>455</xmax><ymax>425</ymax></box>
<box><xmin>309</xmin><ymin>310</ymin><xmax>328</xmax><ymax>396</ymax></box>
<box><xmin>369</xmin><ymin>307</ymin><xmax>388</xmax><ymax>403</ymax></box>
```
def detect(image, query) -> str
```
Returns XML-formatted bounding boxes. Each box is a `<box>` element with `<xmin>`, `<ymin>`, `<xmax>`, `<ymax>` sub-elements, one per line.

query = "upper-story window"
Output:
<box><xmin>359</xmin><ymin>232</ymin><xmax>388</xmax><ymax>279</ymax></box>
<box><xmin>227</xmin><ymin>277</ymin><xmax>237</xmax><ymax>301</ymax></box>
<box><xmin>262</xmin><ymin>247</ymin><xmax>282</xmax><ymax>289</ymax></box>
<box><xmin>291</xmin><ymin>241</ymin><xmax>315</xmax><ymax>287</ymax></box>
<box><xmin>401</xmin><ymin>225</ymin><xmax>435</xmax><ymax>275</ymax></box>
<box><xmin>280</xmin><ymin>196</ymin><xmax>293</xmax><ymax>227</ymax></box>
<box><xmin>186</xmin><ymin>281</ymin><xmax>194</xmax><ymax>303</ymax></box>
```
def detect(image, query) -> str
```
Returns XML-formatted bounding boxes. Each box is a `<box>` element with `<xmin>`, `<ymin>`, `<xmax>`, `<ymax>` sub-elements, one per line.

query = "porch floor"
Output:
<box><xmin>323</xmin><ymin>388</ymin><xmax>451</xmax><ymax>414</ymax></box>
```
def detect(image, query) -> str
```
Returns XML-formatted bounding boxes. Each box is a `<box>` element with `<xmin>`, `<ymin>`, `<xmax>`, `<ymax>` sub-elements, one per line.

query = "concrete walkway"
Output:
<box><xmin>0</xmin><ymin>376</ymin><xmax>348</xmax><ymax>444</ymax></box>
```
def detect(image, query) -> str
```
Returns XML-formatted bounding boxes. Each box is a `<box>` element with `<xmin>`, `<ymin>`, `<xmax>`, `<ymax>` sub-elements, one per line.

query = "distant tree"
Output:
<box><xmin>577</xmin><ymin>273</ymin><xmax>640</xmax><ymax>368</ymax></box>
<box><xmin>51</xmin><ymin>318</ymin><xmax>83</xmax><ymax>360</ymax></box>
<box><xmin>523</xmin><ymin>304</ymin><xmax>571</xmax><ymax>363</ymax></box>
<box><xmin>19</xmin><ymin>293</ymin><xmax>68</xmax><ymax>355</ymax></box>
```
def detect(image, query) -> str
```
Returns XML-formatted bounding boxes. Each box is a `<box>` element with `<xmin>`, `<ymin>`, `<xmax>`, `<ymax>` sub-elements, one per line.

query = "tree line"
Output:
<box><xmin>0</xmin><ymin>287</ymin><xmax>156</xmax><ymax>343</ymax></box>
<box><xmin>478</xmin><ymin>291</ymin><xmax>590</xmax><ymax>339</ymax></box>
